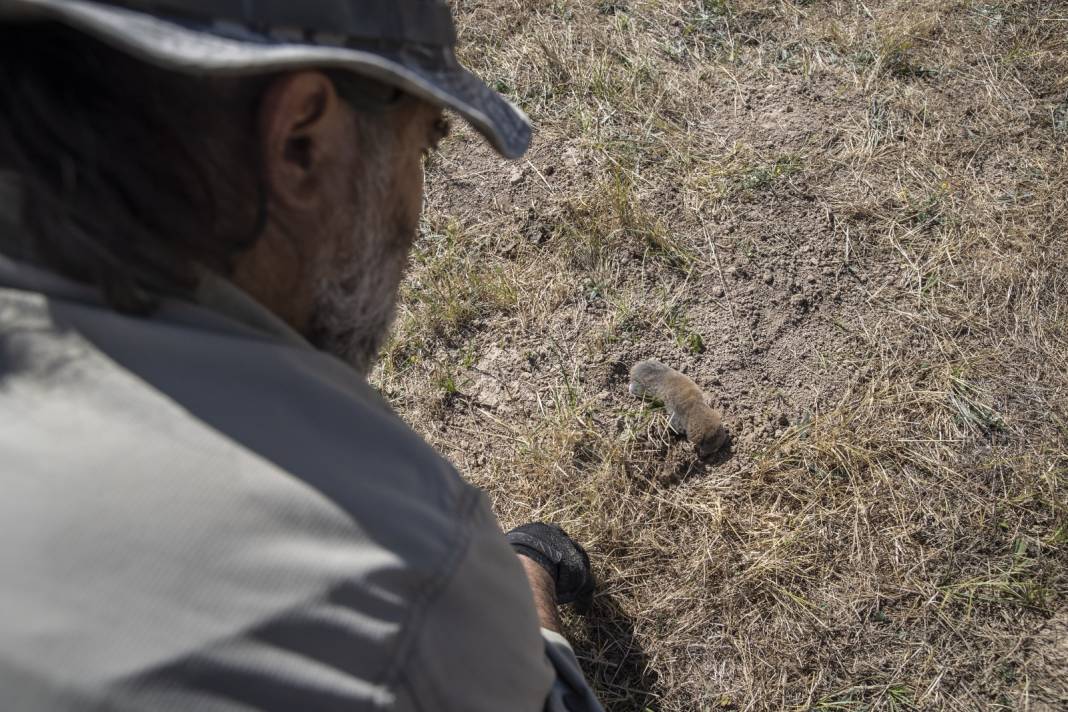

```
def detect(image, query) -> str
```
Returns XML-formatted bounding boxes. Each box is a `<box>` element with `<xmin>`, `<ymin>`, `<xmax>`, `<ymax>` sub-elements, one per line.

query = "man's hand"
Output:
<box><xmin>507</xmin><ymin>522</ymin><xmax>596</xmax><ymax>632</ymax></box>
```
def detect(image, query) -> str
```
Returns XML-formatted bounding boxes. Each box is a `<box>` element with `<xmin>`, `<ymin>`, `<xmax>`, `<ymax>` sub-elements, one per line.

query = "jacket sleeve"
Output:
<box><xmin>396</xmin><ymin>493</ymin><xmax>603</xmax><ymax>712</ymax></box>
<box><xmin>541</xmin><ymin>629</ymin><xmax>606</xmax><ymax>712</ymax></box>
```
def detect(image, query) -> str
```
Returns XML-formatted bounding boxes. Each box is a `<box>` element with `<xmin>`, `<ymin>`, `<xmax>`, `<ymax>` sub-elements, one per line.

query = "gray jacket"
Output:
<box><xmin>0</xmin><ymin>212</ymin><xmax>601</xmax><ymax>710</ymax></box>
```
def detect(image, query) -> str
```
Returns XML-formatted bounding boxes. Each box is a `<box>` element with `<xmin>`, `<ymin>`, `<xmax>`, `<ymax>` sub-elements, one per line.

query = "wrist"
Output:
<box><xmin>518</xmin><ymin>553</ymin><xmax>557</xmax><ymax>602</ymax></box>
<box><xmin>518</xmin><ymin>552</ymin><xmax>563</xmax><ymax>633</ymax></box>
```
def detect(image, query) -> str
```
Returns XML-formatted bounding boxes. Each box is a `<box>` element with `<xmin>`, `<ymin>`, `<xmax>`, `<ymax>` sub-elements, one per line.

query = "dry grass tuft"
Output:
<box><xmin>375</xmin><ymin>1</ymin><xmax>1068</xmax><ymax>709</ymax></box>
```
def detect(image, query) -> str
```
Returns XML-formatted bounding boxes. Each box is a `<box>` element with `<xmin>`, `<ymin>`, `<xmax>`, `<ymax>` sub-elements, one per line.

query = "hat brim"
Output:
<box><xmin>0</xmin><ymin>0</ymin><xmax>532</xmax><ymax>159</ymax></box>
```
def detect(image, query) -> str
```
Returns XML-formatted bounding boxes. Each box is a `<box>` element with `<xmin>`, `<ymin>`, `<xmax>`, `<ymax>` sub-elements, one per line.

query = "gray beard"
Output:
<box><xmin>308</xmin><ymin>234</ymin><xmax>408</xmax><ymax>376</ymax></box>
<box><xmin>306</xmin><ymin>125</ymin><xmax>412</xmax><ymax>376</ymax></box>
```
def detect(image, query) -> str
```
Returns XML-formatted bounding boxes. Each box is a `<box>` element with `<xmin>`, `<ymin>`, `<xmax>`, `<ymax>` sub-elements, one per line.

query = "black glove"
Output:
<box><xmin>506</xmin><ymin>522</ymin><xmax>595</xmax><ymax>605</ymax></box>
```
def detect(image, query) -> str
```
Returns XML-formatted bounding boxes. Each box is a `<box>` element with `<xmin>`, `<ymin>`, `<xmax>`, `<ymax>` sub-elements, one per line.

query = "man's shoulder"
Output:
<box><xmin>0</xmin><ymin>270</ymin><xmax>468</xmax><ymax>516</ymax></box>
<box><xmin>0</xmin><ymin>279</ymin><xmax>501</xmax><ymax>709</ymax></box>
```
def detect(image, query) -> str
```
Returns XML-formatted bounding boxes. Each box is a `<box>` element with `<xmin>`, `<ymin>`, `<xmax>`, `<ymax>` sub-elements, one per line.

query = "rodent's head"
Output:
<box><xmin>695</xmin><ymin>424</ymin><xmax>729</xmax><ymax>460</ymax></box>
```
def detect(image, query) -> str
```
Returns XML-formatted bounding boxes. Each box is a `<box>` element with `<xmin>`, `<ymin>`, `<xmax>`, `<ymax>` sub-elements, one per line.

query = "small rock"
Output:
<box><xmin>712</xmin><ymin>285</ymin><xmax>725</xmax><ymax>298</ymax></box>
<box><xmin>508</xmin><ymin>167</ymin><xmax>525</xmax><ymax>184</ymax></box>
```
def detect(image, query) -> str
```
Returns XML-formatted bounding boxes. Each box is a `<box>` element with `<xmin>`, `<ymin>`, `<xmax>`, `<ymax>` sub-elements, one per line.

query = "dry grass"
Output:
<box><xmin>373</xmin><ymin>1</ymin><xmax>1068</xmax><ymax>709</ymax></box>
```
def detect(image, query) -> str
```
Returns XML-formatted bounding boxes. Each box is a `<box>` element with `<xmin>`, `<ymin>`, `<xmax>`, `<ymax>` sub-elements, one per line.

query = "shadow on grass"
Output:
<box><xmin>570</xmin><ymin>594</ymin><xmax>662</xmax><ymax>712</ymax></box>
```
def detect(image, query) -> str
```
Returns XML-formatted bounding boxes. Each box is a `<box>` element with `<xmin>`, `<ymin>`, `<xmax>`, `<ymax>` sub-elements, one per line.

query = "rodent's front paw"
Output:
<box><xmin>669</xmin><ymin>411</ymin><xmax>686</xmax><ymax>434</ymax></box>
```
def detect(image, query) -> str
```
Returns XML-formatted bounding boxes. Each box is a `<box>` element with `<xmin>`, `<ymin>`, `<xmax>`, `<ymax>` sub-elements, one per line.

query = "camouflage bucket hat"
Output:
<box><xmin>0</xmin><ymin>0</ymin><xmax>532</xmax><ymax>159</ymax></box>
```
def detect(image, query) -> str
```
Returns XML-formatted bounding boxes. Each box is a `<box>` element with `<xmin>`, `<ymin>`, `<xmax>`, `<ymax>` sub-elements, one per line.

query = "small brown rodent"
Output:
<box><xmin>629</xmin><ymin>359</ymin><xmax>727</xmax><ymax>459</ymax></box>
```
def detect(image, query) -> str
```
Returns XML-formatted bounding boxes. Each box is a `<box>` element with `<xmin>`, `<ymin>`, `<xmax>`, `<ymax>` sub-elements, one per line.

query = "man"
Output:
<box><xmin>0</xmin><ymin>1</ymin><xmax>603</xmax><ymax>710</ymax></box>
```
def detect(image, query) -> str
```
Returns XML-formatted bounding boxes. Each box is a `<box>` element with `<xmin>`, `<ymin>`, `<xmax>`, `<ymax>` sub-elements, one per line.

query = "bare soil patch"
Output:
<box><xmin>375</xmin><ymin>1</ymin><xmax>1068</xmax><ymax>709</ymax></box>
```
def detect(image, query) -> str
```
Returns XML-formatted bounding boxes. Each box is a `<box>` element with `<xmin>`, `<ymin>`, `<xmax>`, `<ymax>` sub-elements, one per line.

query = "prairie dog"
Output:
<box><xmin>629</xmin><ymin>360</ymin><xmax>727</xmax><ymax>459</ymax></box>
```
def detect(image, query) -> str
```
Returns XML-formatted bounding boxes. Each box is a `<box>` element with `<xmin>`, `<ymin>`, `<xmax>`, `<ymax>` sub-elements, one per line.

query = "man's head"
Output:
<box><xmin>0</xmin><ymin>0</ymin><xmax>529</xmax><ymax>374</ymax></box>
<box><xmin>232</xmin><ymin>70</ymin><xmax>449</xmax><ymax>374</ymax></box>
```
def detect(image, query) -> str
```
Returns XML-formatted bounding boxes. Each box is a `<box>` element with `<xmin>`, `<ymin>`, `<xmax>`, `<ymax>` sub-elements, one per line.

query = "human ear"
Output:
<box><xmin>258</xmin><ymin>71</ymin><xmax>347</xmax><ymax>210</ymax></box>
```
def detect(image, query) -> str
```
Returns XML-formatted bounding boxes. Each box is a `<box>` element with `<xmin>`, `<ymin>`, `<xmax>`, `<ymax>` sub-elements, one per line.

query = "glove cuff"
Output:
<box><xmin>506</xmin><ymin>523</ymin><xmax>595</xmax><ymax>606</ymax></box>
